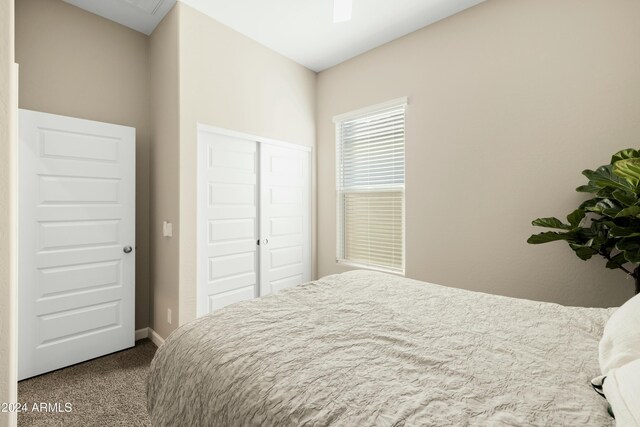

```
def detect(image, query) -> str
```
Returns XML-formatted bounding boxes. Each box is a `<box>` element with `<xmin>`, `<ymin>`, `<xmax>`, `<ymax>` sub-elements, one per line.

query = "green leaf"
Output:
<box><xmin>576</xmin><ymin>184</ymin><xmax>600</xmax><ymax>194</ymax></box>
<box><xmin>599</xmin><ymin>199</ymin><xmax>619</xmax><ymax>210</ymax></box>
<box><xmin>616</xmin><ymin>238</ymin><xmax>640</xmax><ymax>264</ymax></box>
<box><xmin>566</xmin><ymin>209</ymin><xmax>585</xmax><ymax>227</ymax></box>
<box><xmin>596</xmin><ymin>187</ymin><xmax>617</xmax><ymax>198</ymax></box>
<box><xmin>584</xmin><ymin>198</ymin><xmax>623</xmax><ymax>216</ymax></box>
<box><xmin>531</xmin><ymin>217</ymin><xmax>572</xmax><ymax>230</ymax></box>
<box><xmin>616</xmin><ymin>238</ymin><xmax>640</xmax><ymax>250</ymax></box>
<box><xmin>527</xmin><ymin>231</ymin><xmax>574</xmax><ymax>244</ymax></box>
<box><xmin>610</xmin><ymin>226</ymin><xmax>640</xmax><ymax>238</ymax></box>
<box><xmin>615</xmin><ymin>206</ymin><xmax>640</xmax><ymax>218</ymax></box>
<box><xmin>597</xmin><ymin>220</ymin><xmax>617</xmax><ymax>229</ymax></box>
<box><xmin>582</xmin><ymin>165</ymin><xmax>633</xmax><ymax>192</ymax></box>
<box><xmin>611</xmin><ymin>149</ymin><xmax>640</xmax><ymax>164</ymax></box>
<box><xmin>613</xmin><ymin>158</ymin><xmax>640</xmax><ymax>188</ymax></box>
<box><xmin>606</xmin><ymin>252</ymin><xmax>628</xmax><ymax>269</ymax></box>
<box><xmin>569</xmin><ymin>243</ymin><xmax>598</xmax><ymax>260</ymax></box>
<box><xmin>624</xmin><ymin>247</ymin><xmax>640</xmax><ymax>264</ymax></box>
<box><xmin>612</xmin><ymin>189</ymin><xmax>637</xmax><ymax>207</ymax></box>
<box><xmin>579</xmin><ymin>198</ymin><xmax>599</xmax><ymax>210</ymax></box>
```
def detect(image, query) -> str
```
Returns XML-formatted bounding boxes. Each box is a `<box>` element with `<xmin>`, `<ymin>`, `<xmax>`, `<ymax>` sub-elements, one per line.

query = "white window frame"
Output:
<box><xmin>334</xmin><ymin>97</ymin><xmax>407</xmax><ymax>275</ymax></box>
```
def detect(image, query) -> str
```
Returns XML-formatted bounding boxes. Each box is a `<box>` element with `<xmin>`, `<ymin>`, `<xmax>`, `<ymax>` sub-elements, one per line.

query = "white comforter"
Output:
<box><xmin>147</xmin><ymin>270</ymin><xmax>614</xmax><ymax>426</ymax></box>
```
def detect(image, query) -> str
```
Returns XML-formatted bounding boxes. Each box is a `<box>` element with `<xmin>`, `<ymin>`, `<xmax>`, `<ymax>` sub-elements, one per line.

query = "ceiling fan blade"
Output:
<box><xmin>333</xmin><ymin>0</ymin><xmax>352</xmax><ymax>23</ymax></box>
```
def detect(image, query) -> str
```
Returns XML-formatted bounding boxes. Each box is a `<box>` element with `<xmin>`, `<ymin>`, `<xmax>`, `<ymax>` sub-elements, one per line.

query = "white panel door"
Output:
<box><xmin>197</xmin><ymin>131</ymin><xmax>258</xmax><ymax>316</ymax></box>
<box><xmin>18</xmin><ymin>109</ymin><xmax>135</xmax><ymax>380</ymax></box>
<box><xmin>259</xmin><ymin>143</ymin><xmax>311</xmax><ymax>295</ymax></box>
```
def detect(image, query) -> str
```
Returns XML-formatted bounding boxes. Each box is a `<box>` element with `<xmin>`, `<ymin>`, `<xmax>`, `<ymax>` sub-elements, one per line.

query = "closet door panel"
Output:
<box><xmin>198</xmin><ymin>132</ymin><xmax>258</xmax><ymax>316</ymax></box>
<box><xmin>260</xmin><ymin>144</ymin><xmax>311</xmax><ymax>295</ymax></box>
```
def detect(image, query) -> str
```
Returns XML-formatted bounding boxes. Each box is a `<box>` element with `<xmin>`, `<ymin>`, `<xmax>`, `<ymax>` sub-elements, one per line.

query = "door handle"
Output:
<box><xmin>123</xmin><ymin>246</ymin><xmax>133</xmax><ymax>254</ymax></box>
<box><xmin>262</xmin><ymin>239</ymin><xmax>269</xmax><ymax>245</ymax></box>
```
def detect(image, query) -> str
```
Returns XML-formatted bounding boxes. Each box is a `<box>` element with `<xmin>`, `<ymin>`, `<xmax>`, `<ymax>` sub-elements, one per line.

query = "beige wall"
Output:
<box><xmin>15</xmin><ymin>0</ymin><xmax>152</xmax><ymax>329</ymax></box>
<box><xmin>0</xmin><ymin>0</ymin><xmax>17</xmax><ymax>423</ymax></box>
<box><xmin>148</xmin><ymin>5</ymin><xmax>180</xmax><ymax>340</ymax></box>
<box><xmin>317</xmin><ymin>0</ymin><xmax>640</xmax><ymax>307</ymax></box>
<box><xmin>175</xmin><ymin>3</ymin><xmax>316</xmax><ymax>327</ymax></box>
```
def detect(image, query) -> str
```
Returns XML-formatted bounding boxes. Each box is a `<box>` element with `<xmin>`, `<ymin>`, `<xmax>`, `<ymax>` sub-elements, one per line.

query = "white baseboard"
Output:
<box><xmin>148</xmin><ymin>328</ymin><xmax>165</xmax><ymax>347</ymax></box>
<box><xmin>135</xmin><ymin>327</ymin><xmax>165</xmax><ymax>347</ymax></box>
<box><xmin>135</xmin><ymin>328</ymin><xmax>149</xmax><ymax>341</ymax></box>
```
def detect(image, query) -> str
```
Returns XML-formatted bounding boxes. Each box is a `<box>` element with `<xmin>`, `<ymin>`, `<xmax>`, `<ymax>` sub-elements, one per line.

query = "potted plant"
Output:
<box><xmin>528</xmin><ymin>149</ymin><xmax>640</xmax><ymax>295</ymax></box>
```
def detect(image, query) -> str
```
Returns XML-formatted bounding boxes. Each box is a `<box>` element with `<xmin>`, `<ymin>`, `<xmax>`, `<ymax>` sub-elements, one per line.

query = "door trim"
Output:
<box><xmin>197</xmin><ymin>123</ymin><xmax>312</xmax><ymax>153</ymax></box>
<box><xmin>7</xmin><ymin>62</ymin><xmax>19</xmax><ymax>427</ymax></box>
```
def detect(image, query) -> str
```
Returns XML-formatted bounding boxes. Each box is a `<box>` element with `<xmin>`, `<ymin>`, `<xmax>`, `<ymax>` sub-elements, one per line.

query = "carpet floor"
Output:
<box><xmin>18</xmin><ymin>339</ymin><xmax>157</xmax><ymax>427</ymax></box>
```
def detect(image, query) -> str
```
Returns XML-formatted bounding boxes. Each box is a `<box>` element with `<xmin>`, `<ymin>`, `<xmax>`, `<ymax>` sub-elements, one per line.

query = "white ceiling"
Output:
<box><xmin>63</xmin><ymin>0</ymin><xmax>485</xmax><ymax>71</ymax></box>
<box><xmin>63</xmin><ymin>0</ymin><xmax>176</xmax><ymax>35</ymax></box>
<box><xmin>179</xmin><ymin>0</ymin><xmax>486</xmax><ymax>71</ymax></box>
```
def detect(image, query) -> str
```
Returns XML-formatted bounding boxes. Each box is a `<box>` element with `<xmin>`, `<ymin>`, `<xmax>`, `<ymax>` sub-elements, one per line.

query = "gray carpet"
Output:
<box><xmin>18</xmin><ymin>339</ymin><xmax>157</xmax><ymax>427</ymax></box>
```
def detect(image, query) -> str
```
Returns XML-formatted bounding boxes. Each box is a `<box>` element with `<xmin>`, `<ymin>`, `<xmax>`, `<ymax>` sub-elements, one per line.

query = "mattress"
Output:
<box><xmin>147</xmin><ymin>270</ymin><xmax>614</xmax><ymax>426</ymax></box>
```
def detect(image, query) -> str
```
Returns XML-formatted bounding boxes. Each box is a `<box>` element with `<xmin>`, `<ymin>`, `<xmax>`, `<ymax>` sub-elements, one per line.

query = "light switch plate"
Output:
<box><xmin>163</xmin><ymin>221</ymin><xmax>173</xmax><ymax>237</ymax></box>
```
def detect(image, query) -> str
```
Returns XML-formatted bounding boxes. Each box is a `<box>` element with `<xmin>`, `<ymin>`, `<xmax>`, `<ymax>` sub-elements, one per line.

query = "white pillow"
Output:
<box><xmin>603</xmin><ymin>358</ymin><xmax>640</xmax><ymax>427</ymax></box>
<box><xmin>599</xmin><ymin>293</ymin><xmax>640</xmax><ymax>375</ymax></box>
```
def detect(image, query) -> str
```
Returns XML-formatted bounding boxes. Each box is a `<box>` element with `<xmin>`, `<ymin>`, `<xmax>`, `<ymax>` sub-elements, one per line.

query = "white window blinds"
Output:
<box><xmin>335</xmin><ymin>99</ymin><xmax>406</xmax><ymax>274</ymax></box>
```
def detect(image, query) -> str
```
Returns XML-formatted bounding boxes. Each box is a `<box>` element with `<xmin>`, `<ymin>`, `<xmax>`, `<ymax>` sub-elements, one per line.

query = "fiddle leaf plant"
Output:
<box><xmin>527</xmin><ymin>149</ymin><xmax>640</xmax><ymax>294</ymax></box>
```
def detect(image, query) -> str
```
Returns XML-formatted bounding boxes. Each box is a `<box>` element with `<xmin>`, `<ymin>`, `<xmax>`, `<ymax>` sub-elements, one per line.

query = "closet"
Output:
<box><xmin>197</xmin><ymin>125</ymin><xmax>311</xmax><ymax>316</ymax></box>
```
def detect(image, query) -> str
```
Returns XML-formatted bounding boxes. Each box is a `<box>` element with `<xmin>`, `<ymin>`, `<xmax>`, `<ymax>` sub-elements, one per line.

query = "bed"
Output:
<box><xmin>147</xmin><ymin>270</ymin><xmax>614</xmax><ymax>426</ymax></box>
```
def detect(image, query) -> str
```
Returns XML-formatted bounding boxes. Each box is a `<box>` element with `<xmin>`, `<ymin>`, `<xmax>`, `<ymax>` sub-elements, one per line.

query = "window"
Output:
<box><xmin>335</xmin><ymin>98</ymin><xmax>406</xmax><ymax>274</ymax></box>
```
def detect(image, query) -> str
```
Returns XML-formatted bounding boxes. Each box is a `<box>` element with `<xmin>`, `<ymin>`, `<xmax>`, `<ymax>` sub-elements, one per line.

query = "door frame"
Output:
<box><xmin>197</xmin><ymin>124</ymin><xmax>312</xmax><ymax>155</ymax></box>
<box><xmin>196</xmin><ymin>123</ymin><xmax>312</xmax><ymax>317</ymax></box>
<box><xmin>4</xmin><ymin>62</ymin><xmax>19</xmax><ymax>427</ymax></box>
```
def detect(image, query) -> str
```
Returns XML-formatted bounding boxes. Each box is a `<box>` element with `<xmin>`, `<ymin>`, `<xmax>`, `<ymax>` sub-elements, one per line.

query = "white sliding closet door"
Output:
<box><xmin>19</xmin><ymin>109</ymin><xmax>135</xmax><ymax>380</ymax></box>
<box><xmin>197</xmin><ymin>126</ymin><xmax>311</xmax><ymax>316</ymax></box>
<box><xmin>197</xmin><ymin>132</ymin><xmax>259</xmax><ymax>316</ymax></box>
<box><xmin>259</xmin><ymin>144</ymin><xmax>311</xmax><ymax>295</ymax></box>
